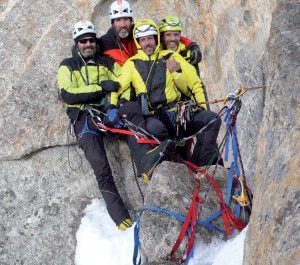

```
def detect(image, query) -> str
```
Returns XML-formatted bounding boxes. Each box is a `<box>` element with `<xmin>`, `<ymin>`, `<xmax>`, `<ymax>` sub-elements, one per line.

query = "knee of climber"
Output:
<box><xmin>96</xmin><ymin>172</ymin><xmax>116</xmax><ymax>189</ymax></box>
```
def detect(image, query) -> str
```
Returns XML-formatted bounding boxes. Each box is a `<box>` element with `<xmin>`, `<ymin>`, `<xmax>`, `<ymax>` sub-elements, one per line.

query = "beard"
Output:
<box><xmin>79</xmin><ymin>46</ymin><xmax>96</xmax><ymax>59</ymax></box>
<box><xmin>166</xmin><ymin>42</ymin><xmax>178</xmax><ymax>51</ymax></box>
<box><xmin>118</xmin><ymin>31</ymin><xmax>129</xmax><ymax>39</ymax></box>
<box><xmin>115</xmin><ymin>23</ymin><xmax>132</xmax><ymax>39</ymax></box>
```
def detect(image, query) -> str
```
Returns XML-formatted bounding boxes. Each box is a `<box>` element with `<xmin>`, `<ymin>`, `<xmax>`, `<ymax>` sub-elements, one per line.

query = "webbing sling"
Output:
<box><xmin>168</xmin><ymin>160</ymin><xmax>246</xmax><ymax>263</ymax></box>
<box><xmin>96</xmin><ymin>122</ymin><xmax>159</xmax><ymax>144</ymax></box>
<box><xmin>184</xmin><ymin>161</ymin><xmax>246</xmax><ymax>234</ymax></box>
<box><xmin>133</xmin><ymin>204</ymin><xmax>200</xmax><ymax>265</ymax></box>
<box><xmin>223</xmin><ymin>99</ymin><xmax>252</xmax><ymax>214</ymax></box>
<box><xmin>132</xmin><ymin>164</ymin><xmax>247</xmax><ymax>265</ymax></box>
<box><xmin>169</xmin><ymin>176</ymin><xmax>202</xmax><ymax>263</ymax></box>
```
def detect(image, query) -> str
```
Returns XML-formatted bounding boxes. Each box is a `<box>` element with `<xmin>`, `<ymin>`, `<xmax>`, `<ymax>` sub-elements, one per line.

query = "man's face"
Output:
<box><xmin>138</xmin><ymin>35</ymin><xmax>156</xmax><ymax>55</ymax></box>
<box><xmin>113</xmin><ymin>17</ymin><xmax>132</xmax><ymax>38</ymax></box>
<box><xmin>77</xmin><ymin>37</ymin><xmax>97</xmax><ymax>58</ymax></box>
<box><xmin>161</xmin><ymin>31</ymin><xmax>181</xmax><ymax>51</ymax></box>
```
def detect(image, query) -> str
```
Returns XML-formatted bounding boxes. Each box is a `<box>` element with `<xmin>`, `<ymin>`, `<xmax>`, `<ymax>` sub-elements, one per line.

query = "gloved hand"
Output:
<box><xmin>107</xmin><ymin>108</ymin><xmax>123</xmax><ymax>128</ymax></box>
<box><xmin>100</xmin><ymin>80</ymin><xmax>120</xmax><ymax>93</ymax></box>
<box><xmin>190</xmin><ymin>49</ymin><xmax>202</xmax><ymax>65</ymax></box>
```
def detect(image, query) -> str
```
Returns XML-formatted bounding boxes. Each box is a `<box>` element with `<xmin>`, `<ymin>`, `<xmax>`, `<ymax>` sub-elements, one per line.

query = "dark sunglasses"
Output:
<box><xmin>78</xmin><ymin>38</ymin><xmax>96</xmax><ymax>44</ymax></box>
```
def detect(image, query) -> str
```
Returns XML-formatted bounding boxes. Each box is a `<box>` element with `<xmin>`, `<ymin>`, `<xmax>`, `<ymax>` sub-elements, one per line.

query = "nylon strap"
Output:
<box><xmin>96</xmin><ymin>123</ymin><xmax>159</xmax><ymax>144</ymax></box>
<box><xmin>169</xmin><ymin>178</ymin><xmax>202</xmax><ymax>262</ymax></box>
<box><xmin>184</xmin><ymin>161</ymin><xmax>246</xmax><ymax>234</ymax></box>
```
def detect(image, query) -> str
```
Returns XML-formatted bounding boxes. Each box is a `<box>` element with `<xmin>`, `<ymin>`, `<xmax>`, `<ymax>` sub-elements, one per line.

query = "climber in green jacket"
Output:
<box><xmin>57</xmin><ymin>20</ymin><xmax>132</xmax><ymax>231</ymax></box>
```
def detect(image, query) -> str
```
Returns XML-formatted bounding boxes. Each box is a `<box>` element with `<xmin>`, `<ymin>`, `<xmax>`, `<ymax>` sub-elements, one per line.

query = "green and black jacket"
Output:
<box><xmin>57</xmin><ymin>46</ymin><xmax>121</xmax><ymax>120</ymax></box>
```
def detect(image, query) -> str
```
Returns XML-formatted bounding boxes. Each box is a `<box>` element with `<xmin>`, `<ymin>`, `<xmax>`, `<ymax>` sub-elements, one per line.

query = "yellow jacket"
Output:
<box><xmin>109</xmin><ymin>19</ymin><xmax>207</xmax><ymax>110</ymax></box>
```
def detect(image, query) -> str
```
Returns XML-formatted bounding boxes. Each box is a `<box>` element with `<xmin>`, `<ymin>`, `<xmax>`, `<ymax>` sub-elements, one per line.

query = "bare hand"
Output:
<box><xmin>166</xmin><ymin>57</ymin><xmax>181</xmax><ymax>73</ymax></box>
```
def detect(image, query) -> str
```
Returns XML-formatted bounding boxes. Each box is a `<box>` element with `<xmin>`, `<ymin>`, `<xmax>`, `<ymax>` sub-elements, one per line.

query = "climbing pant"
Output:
<box><xmin>119</xmin><ymin>101</ymin><xmax>169</xmax><ymax>176</ymax></box>
<box><xmin>74</xmin><ymin>111</ymin><xmax>130</xmax><ymax>226</ymax></box>
<box><xmin>186</xmin><ymin>109</ymin><xmax>222</xmax><ymax>166</ymax></box>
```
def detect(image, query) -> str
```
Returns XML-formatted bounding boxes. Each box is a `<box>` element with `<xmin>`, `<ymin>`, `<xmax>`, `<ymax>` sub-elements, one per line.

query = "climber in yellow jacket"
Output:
<box><xmin>107</xmin><ymin>19</ymin><xmax>206</xmax><ymax>108</ymax></box>
<box><xmin>104</xmin><ymin>19</ymin><xmax>221</xmax><ymax>182</ymax></box>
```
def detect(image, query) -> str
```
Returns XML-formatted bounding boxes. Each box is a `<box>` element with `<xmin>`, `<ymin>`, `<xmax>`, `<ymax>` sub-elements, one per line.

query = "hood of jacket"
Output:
<box><xmin>132</xmin><ymin>19</ymin><xmax>161</xmax><ymax>59</ymax></box>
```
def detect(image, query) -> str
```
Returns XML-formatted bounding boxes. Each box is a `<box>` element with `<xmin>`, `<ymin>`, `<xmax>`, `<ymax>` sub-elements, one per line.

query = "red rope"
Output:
<box><xmin>97</xmin><ymin>123</ymin><xmax>159</xmax><ymax>144</ymax></box>
<box><xmin>169</xmin><ymin>160</ymin><xmax>247</xmax><ymax>261</ymax></box>
<box><xmin>169</xmin><ymin>178</ymin><xmax>202</xmax><ymax>263</ymax></box>
<box><xmin>184</xmin><ymin>160</ymin><xmax>246</xmax><ymax>233</ymax></box>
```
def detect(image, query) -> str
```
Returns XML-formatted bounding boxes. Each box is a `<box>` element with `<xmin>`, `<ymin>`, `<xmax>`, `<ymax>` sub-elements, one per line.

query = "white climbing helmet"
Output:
<box><xmin>109</xmin><ymin>0</ymin><xmax>133</xmax><ymax>21</ymax></box>
<box><xmin>134</xmin><ymin>24</ymin><xmax>157</xmax><ymax>39</ymax></box>
<box><xmin>73</xmin><ymin>20</ymin><xmax>96</xmax><ymax>40</ymax></box>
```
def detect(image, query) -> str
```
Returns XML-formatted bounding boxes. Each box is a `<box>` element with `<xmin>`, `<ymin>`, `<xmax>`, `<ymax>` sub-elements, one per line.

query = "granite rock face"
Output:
<box><xmin>243</xmin><ymin>0</ymin><xmax>300</xmax><ymax>264</ymax></box>
<box><xmin>139</xmin><ymin>163</ymin><xmax>241</xmax><ymax>262</ymax></box>
<box><xmin>0</xmin><ymin>0</ymin><xmax>299</xmax><ymax>264</ymax></box>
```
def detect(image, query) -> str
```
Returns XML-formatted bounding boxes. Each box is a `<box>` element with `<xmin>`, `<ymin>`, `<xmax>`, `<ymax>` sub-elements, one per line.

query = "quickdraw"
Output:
<box><xmin>175</xmin><ymin>100</ymin><xmax>203</xmax><ymax>141</ymax></box>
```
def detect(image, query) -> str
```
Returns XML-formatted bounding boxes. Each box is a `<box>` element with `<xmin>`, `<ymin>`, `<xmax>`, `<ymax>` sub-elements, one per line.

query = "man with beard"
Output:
<box><xmin>159</xmin><ymin>16</ymin><xmax>202</xmax><ymax>67</ymax></box>
<box><xmin>57</xmin><ymin>20</ymin><xmax>132</xmax><ymax>231</ymax></box>
<box><xmin>98</xmin><ymin>1</ymin><xmax>201</xmax><ymax>68</ymax></box>
<box><xmin>98</xmin><ymin>0</ymin><xmax>136</xmax><ymax>66</ymax></box>
<box><xmin>159</xmin><ymin>16</ymin><xmax>222</xmax><ymax>160</ymax></box>
<box><xmin>159</xmin><ymin>15</ymin><xmax>210</xmax><ymax>110</ymax></box>
<box><xmin>104</xmin><ymin>19</ymin><xmax>221</xmax><ymax>183</ymax></box>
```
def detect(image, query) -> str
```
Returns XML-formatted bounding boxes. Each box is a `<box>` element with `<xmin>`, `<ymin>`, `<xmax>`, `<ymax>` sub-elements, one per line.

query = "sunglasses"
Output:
<box><xmin>78</xmin><ymin>38</ymin><xmax>96</xmax><ymax>44</ymax></box>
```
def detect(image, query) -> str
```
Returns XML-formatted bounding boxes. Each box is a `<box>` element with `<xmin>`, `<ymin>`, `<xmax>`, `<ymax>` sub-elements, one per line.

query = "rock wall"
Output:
<box><xmin>244</xmin><ymin>0</ymin><xmax>300</xmax><ymax>264</ymax></box>
<box><xmin>0</xmin><ymin>0</ymin><xmax>299</xmax><ymax>264</ymax></box>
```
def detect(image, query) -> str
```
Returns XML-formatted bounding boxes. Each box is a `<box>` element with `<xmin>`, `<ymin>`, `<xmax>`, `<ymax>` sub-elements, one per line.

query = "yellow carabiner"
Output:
<box><xmin>232</xmin><ymin>176</ymin><xmax>250</xmax><ymax>206</ymax></box>
<box><xmin>234</xmin><ymin>86</ymin><xmax>248</xmax><ymax>98</ymax></box>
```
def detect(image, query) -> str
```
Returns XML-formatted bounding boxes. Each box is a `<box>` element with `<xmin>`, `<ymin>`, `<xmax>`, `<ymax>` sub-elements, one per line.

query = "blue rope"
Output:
<box><xmin>133</xmin><ymin>204</ymin><xmax>230</xmax><ymax>265</ymax></box>
<box><xmin>223</xmin><ymin>100</ymin><xmax>243</xmax><ymax>218</ymax></box>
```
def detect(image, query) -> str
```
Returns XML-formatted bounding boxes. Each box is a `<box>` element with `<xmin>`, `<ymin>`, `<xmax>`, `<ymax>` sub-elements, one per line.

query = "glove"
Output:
<box><xmin>100</xmin><ymin>80</ymin><xmax>120</xmax><ymax>93</ymax></box>
<box><xmin>190</xmin><ymin>49</ymin><xmax>202</xmax><ymax>65</ymax></box>
<box><xmin>107</xmin><ymin>108</ymin><xmax>123</xmax><ymax>128</ymax></box>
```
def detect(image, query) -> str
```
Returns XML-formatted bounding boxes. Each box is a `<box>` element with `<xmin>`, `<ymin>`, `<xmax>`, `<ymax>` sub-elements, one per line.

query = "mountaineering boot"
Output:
<box><xmin>140</xmin><ymin>139</ymin><xmax>176</xmax><ymax>184</ymax></box>
<box><xmin>118</xmin><ymin>218</ymin><xmax>133</xmax><ymax>231</ymax></box>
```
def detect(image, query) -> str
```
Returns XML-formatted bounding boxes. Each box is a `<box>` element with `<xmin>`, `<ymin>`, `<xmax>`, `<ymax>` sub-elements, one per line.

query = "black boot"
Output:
<box><xmin>140</xmin><ymin>139</ymin><xmax>176</xmax><ymax>183</ymax></box>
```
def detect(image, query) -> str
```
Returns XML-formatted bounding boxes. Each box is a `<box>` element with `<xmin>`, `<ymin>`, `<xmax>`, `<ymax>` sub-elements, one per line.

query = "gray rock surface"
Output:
<box><xmin>140</xmin><ymin>162</ymin><xmax>238</xmax><ymax>262</ymax></box>
<box><xmin>244</xmin><ymin>0</ymin><xmax>300</xmax><ymax>264</ymax></box>
<box><xmin>0</xmin><ymin>0</ymin><xmax>299</xmax><ymax>264</ymax></box>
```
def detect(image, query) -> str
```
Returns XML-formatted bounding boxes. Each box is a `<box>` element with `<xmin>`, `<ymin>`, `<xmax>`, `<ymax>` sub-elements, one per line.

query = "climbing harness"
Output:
<box><xmin>78</xmin><ymin>114</ymin><xmax>101</xmax><ymax>138</ymax></box>
<box><xmin>81</xmin><ymin>107</ymin><xmax>160</xmax><ymax>145</ymax></box>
